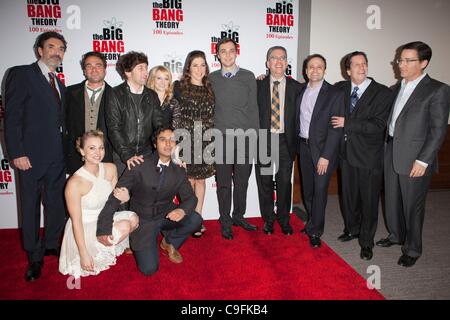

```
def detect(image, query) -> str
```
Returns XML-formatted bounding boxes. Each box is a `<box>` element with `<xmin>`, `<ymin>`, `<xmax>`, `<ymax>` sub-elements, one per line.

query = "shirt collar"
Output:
<box><xmin>85</xmin><ymin>82</ymin><xmax>105</xmax><ymax>92</ymax></box>
<box><xmin>157</xmin><ymin>159</ymin><xmax>171</xmax><ymax>167</ymax></box>
<box><xmin>270</xmin><ymin>74</ymin><xmax>286</xmax><ymax>84</ymax></box>
<box><xmin>402</xmin><ymin>72</ymin><xmax>427</xmax><ymax>87</ymax></box>
<box><xmin>351</xmin><ymin>77</ymin><xmax>371</xmax><ymax>93</ymax></box>
<box><xmin>307</xmin><ymin>79</ymin><xmax>324</xmax><ymax>91</ymax></box>
<box><xmin>221</xmin><ymin>65</ymin><xmax>240</xmax><ymax>77</ymax></box>
<box><xmin>37</xmin><ymin>60</ymin><xmax>52</xmax><ymax>77</ymax></box>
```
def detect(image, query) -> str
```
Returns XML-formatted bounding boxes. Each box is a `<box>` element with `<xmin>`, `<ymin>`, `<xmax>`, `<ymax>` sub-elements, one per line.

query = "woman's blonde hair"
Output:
<box><xmin>147</xmin><ymin>65</ymin><xmax>174</xmax><ymax>104</ymax></box>
<box><xmin>75</xmin><ymin>129</ymin><xmax>104</xmax><ymax>154</ymax></box>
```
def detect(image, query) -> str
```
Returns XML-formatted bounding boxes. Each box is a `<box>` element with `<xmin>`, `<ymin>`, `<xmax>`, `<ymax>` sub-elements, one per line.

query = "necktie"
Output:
<box><xmin>48</xmin><ymin>72</ymin><xmax>60</xmax><ymax>104</ymax></box>
<box><xmin>271</xmin><ymin>81</ymin><xmax>281</xmax><ymax>130</ymax></box>
<box><xmin>224</xmin><ymin>72</ymin><xmax>232</xmax><ymax>78</ymax></box>
<box><xmin>87</xmin><ymin>87</ymin><xmax>102</xmax><ymax>106</ymax></box>
<box><xmin>158</xmin><ymin>164</ymin><xmax>168</xmax><ymax>190</ymax></box>
<box><xmin>349</xmin><ymin>86</ymin><xmax>359</xmax><ymax>113</ymax></box>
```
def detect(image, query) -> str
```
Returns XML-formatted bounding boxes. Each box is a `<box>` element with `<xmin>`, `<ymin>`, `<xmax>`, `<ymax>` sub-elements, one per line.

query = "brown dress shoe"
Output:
<box><xmin>160</xmin><ymin>238</ymin><xmax>183</xmax><ymax>263</ymax></box>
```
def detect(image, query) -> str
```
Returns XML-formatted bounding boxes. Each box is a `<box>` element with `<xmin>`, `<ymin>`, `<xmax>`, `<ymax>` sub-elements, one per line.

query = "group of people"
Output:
<box><xmin>4</xmin><ymin>31</ymin><xmax>449</xmax><ymax>282</ymax></box>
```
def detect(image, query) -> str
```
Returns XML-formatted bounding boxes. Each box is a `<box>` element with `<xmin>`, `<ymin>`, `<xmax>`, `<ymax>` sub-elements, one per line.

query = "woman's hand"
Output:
<box><xmin>113</xmin><ymin>187</ymin><xmax>129</xmax><ymax>203</ymax></box>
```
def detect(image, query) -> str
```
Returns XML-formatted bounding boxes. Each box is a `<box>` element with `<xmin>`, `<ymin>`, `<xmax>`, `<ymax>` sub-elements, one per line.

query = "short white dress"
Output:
<box><xmin>59</xmin><ymin>163</ymin><xmax>136</xmax><ymax>279</ymax></box>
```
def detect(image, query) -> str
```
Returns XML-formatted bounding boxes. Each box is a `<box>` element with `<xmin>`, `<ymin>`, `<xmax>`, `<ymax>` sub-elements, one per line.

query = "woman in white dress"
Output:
<box><xmin>59</xmin><ymin>130</ymin><xmax>139</xmax><ymax>278</ymax></box>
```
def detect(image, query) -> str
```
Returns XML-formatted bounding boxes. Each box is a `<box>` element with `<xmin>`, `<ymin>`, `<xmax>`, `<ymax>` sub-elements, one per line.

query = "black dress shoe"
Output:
<box><xmin>263</xmin><ymin>222</ymin><xmax>274</xmax><ymax>235</ymax></box>
<box><xmin>281</xmin><ymin>224</ymin><xmax>293</xmax><ymax>235</ymax></box>
<box><xmin>376</xmin><ymin>238</ymin><xmax>399</xmax><ymax>248</ymax></box>
<box><xmin>398</xmin><ymin>254</ymin><xmax>418</xmax><ymax>267</ymax></box>
<box><xmin>360</xmin><ymin>247</ymin><xmax>373</xmax><ymax>260</ymax></box>
<box><xmin>25</xmin><ymin>261</ymin><xmax>43</xmax><ymax>282</ymax></box>
<box><xmin>45</xmin><ymin>248</ymin><xmax>60</xmax><ymax>256</ymax></box>
<box><xmin>309</xmin><ymin>235</ymin><xmax>321</xmax><ymax>248</ymax></box>
<box><xmin>233</xmin><ymin>219</ymin><xmax>258</xmax><ymax>231</ymax></box>
<box><xmin>221</xmin><ymin>228</ymin><xmax>234</xmax><ymax>240</ymax></box>
<box><xmin>337</xmin><ymin>232</ymin><xmax>359</xmax><ymax>242</ymax></box>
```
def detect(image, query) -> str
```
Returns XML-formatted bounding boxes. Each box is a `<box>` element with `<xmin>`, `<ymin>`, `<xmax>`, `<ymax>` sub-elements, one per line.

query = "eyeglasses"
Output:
<box><xmin>395</xmin><ymin>58</ymin><xmax>419</xmax><ymax>65</ymax></box>
<box><xmin>269</xmin><ymin>56</ymin><xmax>287</xmax><ymax>62</ymax></box>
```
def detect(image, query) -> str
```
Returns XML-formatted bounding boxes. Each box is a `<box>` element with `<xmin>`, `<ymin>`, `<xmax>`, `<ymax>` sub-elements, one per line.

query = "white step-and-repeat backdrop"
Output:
<box><xmin>0</xmin><ymin>0</ymin><xmax>299</xmax><ymax>228</ymax></box>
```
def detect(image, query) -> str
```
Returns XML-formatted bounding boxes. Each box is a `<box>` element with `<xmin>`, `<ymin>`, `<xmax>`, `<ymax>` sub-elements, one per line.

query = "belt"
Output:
<box><xmin>386</xmin><ymin>135</ymin><xmax>394</xmax><ymax>143</ymax></box>
<box><xmin>300</xmin><ymin>137</ymin><xmax>309</xmax><ymax>144</ymax></box>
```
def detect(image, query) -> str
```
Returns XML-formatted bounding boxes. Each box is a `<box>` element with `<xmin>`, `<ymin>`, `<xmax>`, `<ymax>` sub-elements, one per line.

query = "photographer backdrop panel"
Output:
<box><xmin>0</xmin><ymin>0</ymin><xmax>299</xmax><ymax>228</ymax></box>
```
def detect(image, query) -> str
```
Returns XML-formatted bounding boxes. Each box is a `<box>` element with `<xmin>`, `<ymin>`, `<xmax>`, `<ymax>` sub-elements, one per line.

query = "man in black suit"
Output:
<box><xmin>377</xmin><ymin>41</ymin><xmax>450</xmax><ymax>267</ymax></box>
<box><xmin>65</xmin><ymin>51</ymin><xmax>113</xmax><ymax>175</ymax></box>
<box><xmin>97</xmin><ymin>126</ymin><xmax>202</xmax><ymax>275</ymax></box>
<box><xmin>256</xmin><ymin>46</ymin><xmax>303</xmax><ymax>235</ymax></box>
<box><xmin>296</xmin><ymin>54</ymin><xmax>345</xmax><ymax>248</ymax></box>
<box><xmin>333</xmin><ymin>51</ymin><xmax>392</xmax><ymax>260</ymax></box>
<box><xmin>5</xmin><ymin>32</ymin><xmax>68</xmax><ymax>281</ymax></box>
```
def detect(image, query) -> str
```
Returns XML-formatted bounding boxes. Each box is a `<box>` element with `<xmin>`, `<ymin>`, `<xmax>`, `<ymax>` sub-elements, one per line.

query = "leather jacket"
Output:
<box><xmin>106</xmin><ymin>81</ymin><xmax>162</xmax><ymax>163</ymax></box>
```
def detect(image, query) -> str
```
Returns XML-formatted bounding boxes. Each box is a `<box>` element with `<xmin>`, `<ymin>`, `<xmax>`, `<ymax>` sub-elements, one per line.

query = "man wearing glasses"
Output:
<box><xmin>255</xmin><ymin>46</ymin><xmax>303</xmax><ymax>236</ymax></box>
<box><xmin>377</xmin><ymin>41</ymin><xmax>450</xmax><ymax>267</ymax></box>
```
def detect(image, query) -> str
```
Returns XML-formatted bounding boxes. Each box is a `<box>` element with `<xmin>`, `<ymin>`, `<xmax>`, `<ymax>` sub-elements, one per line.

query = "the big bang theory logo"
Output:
<box><xmin>0</xmin><ymin>159</ymin><xmax>13</xmax><ymax>195</ymax></box>
<box><xmin>152</xmin><ymin>0</ymin><xmax>184</xmax><ymax>36</ymax></box>
<box><xmin>92</xmin><ymin>18</ymin><xmax>125</xmax><ymax>64</ymax></box>
<box><xmin>26</xmin><ymin>0</ymin><xmax>62</xmax><ymax>33</ymax></box>
<box><xmin>209</xmin><ymin>22</ymin><xmax>241</xmax><ymax>69</ymax></box>
<box><xmin>163</xmin><ymin>52</ymin><xmax>183</xmax><ymax>80</ymax></box>
<box><xmin>266</xmin><ymin>0</ymin><xmax>295</xmax><ymax>40</ymax></box>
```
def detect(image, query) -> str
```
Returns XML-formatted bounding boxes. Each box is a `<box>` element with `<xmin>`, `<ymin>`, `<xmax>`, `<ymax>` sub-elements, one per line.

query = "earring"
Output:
<box><xmin>81</xmin><ymin>156</ymin><xmax>85</xmax><ymax>162</ymax></box>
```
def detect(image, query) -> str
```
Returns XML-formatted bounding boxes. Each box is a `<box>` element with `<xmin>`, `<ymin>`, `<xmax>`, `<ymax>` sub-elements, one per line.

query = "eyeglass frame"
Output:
<box><xmin>395</xmin><ymin>58</ymin><xmax>420</xmax><ymax>65</ymax></box>
<box><xmin>269</xmin><ymin>56</ymin><xmax>287</xmax><ymax>62</ymax></box>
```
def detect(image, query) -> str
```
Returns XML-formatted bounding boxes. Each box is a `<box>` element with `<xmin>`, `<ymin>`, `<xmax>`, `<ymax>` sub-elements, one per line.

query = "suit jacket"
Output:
<box><xmin>64</xmin><ymin>81</ymin><xmax>113</xmax><ymax>174</ymax></box>
<box><xmin>5</xmin><ymin>62</ymin><xmax>65</xmax><ymax>164</ymax></box>
<box><xmin>296</xmin><ymin>80</ymin><xmax>345</xmax><ymax>168</ymax></box>
<box><xmin>335</xmin><ymin>78</ymin><xmax>393</xmax><ymax>169</ymax></box>
<box><xmin>96</xmin><ymin>152</ymin><xmax>198</xmax><ymax>251</ymax></box>
<box><xmin>257</xmin><ymin>76</ymin><xmax>304</xmax><ymax>160</ymax></box>
<box><xmin>388</xmin><ymin>75</ymin><xmax>450</xmax><ymax>175</ymax></box>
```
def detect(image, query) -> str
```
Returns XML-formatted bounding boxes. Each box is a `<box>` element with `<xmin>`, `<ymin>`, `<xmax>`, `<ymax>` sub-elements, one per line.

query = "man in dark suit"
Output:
<box><xmin>333</xmin><ymin>51</ymin><xmax>392</xmax><ymax>260</ymax></box>
<box><xmin>65</xmin><ymin>51</ymin><xmax>113</xmax><ymax>175</ymax></box>
<box><xmin>5</xmin><ymin>32</ymin><xmax>68</xmax><ymax>281</ymax></box>
<box><xmin>97</xmin><ymin>126</ymin><xmax>202</xmax><ymax>275</ymax></box>
<box><xmin>256</xmin><ymin>46</ymin><xmax>303</xmax><ymax>236</ymax></box>
<box><xmin>377</xmin><ymin>41</ymin><xmax>450</xmax><ymax>267</ymax></box>
<box><xmin>296</xmin><ymin>54</ymin><xmax>345</xmax><ymax>248</ymax></box>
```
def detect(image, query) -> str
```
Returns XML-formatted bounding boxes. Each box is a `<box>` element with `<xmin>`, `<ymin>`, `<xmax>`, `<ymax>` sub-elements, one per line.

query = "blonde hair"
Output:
<box><xmin>75</xmin><ymin>129</ymin><xmax>104</xmax><ymax>154</ymax></box>
<box><xmin>147</xmin><ymin>65</ymin><xmax>174</xmax><ymax>104</ymax></box>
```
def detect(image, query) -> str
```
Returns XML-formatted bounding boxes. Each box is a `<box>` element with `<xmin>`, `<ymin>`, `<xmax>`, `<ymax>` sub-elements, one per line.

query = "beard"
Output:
<box><xmin>47</xmin><ymin>55</ymin><xmax>62</xmax><ymax>69</ymax></box>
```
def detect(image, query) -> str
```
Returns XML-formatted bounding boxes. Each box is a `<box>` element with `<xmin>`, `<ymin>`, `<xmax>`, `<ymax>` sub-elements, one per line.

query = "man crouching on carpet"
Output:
<box><xmin>96</xmin><ymin>125</ymin><xmax>202</xmax><ymax>275</ymax></box>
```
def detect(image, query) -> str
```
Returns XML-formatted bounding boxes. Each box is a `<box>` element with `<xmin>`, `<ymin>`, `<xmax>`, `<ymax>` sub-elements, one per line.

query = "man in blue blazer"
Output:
<box><xmin>5</xmin><ymin>32</ymin><xmax>68</xmax><ymax>281</ymax></box>
<box><xmin>296</xmin><ymin>54</ymin><xmax>345</xmax><ymax>248</ymax></box>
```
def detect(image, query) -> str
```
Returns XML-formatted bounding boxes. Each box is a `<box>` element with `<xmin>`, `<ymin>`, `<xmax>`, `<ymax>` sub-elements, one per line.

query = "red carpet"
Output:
<box><xmin>0</xmin><ymin>216</ymin><xmax>383</xmax><ymax>300</ymax></box>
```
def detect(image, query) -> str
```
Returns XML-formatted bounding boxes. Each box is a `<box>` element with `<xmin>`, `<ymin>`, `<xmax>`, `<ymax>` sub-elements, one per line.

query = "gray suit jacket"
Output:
<box><xmin>388</xmin><ymin>75</ymin><xmax>450</xmax><ymax>175</ymax></box>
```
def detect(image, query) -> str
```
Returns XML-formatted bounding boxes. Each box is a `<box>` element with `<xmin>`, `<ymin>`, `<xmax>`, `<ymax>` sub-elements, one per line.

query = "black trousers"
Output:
<box><xmin>384</xmin><ymin>141</ymin><xmax>432</xmax><ymax>258</ymax></box>
<box><xmin>133</xmin><ymin>211</ymin><xmax>202</xmax><ymax>276</ymax></box>
<box><xmin>18</xmin><ymin>161</ymin><xmax>67</xmax><ymax>263</ymax></box>
<box><xmin>340</xmin><ymin>158</ymin><xmax>383</xmax><ymax>248</ymax></box>
<box><xmin>215</xmin><ymin>134</ymin><xmax>254</xmax><ymax>229</ymax></box>
<box><xmin>255</xmin><ymin>133</ymin><xmax>293</xmax><ymax>227</ymax></box>
<box><xmin>298</xmin><ymin>139</ymin><xmax>335</xmax><ymax>237</ymax></box>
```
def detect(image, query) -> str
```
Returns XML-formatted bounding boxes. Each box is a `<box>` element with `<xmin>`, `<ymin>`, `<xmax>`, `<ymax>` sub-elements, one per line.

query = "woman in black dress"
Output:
<box><xmin>173</xmin><ymin>51</ymin><xmax>215</xmax><ymax>237</ymax></box>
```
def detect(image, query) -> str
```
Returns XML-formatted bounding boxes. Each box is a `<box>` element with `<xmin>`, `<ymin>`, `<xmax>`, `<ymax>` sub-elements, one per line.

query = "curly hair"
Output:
<box><xmin>116</xmin><ymin>51</ymin><xmax>148</xmax><ymax>80</ymax></box>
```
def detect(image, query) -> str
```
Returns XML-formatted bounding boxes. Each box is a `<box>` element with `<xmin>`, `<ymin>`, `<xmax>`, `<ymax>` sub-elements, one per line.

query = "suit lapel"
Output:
<box><xmin>262</xmin><ymin>77</ymin><xmax>272</xmax><ymax>128</ymax></box>
<box><xmin>352</xmin><ymin>80</ymin><xmax>377</xmax><ymax>117</ymax></box>
<box><xmin>32</xmin><ymin>63</ymin><xmax>57</xmax><ymax>107</ymax></box>
<box><xmin>342</xmin><ymin>81</ymin><xmax>351</xmax><ymax>117</ymax></box>
<box><xmin>396</xmin><ymin>75</ymin><xmax>431</xmax><ymax>121</ymax></box>
<box><xmin>310</xmin><ymin>80</ymin><xmax>329</xmax><ymax>125</ymax></box>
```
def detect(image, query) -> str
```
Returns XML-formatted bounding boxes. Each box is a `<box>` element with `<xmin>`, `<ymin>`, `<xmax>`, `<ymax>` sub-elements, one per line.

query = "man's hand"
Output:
<box><xmin>256</xmin><ymin>74</ymin><xmax>267</xmax><ymax>81</ymax></box>
<box><xmin>317</xmin><ymin>157</ymin><xmax>329</xmax><ymax>175</ymax></box>
<box><xmin>126</xmin><ymin>155</ymin><xmax>144</xmax><ymax>170</ymax></box>
<box><xmin>409</xmin><ymin>161</ymin><xmax>426</xmax><ymax>178</ymax></box>
<box><xmin>97</xmin><ymin>235</ymin><xmax>114</xmax><ymax>246</ymax></box>
<box><xmin>331</xmin><ymin>116</ymin><xmax>345</xmax><ymax>128</ymax></box>
<box><xmin>13</xmin><ymin>156</ymin><xmax>32</xmax><ymax>171</ymax></box>
<box><xmin>166</xmin><ymin>208</ymin><xmax>186</xmax><ymax>222</ymax></box>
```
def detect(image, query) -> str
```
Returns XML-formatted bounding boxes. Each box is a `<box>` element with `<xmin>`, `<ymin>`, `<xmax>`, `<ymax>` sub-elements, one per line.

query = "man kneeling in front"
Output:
<box><xmin>97</xmin><ymin>125</ymin><xmax>202</xmax><ymax>275</ymax></box>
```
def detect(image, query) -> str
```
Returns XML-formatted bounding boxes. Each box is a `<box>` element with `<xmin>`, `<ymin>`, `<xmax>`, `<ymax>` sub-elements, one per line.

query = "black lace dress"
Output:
<box><xmin>173</xmin><ymin>81</ymin><xmax>215</xmax><ymax>179</ymax></box>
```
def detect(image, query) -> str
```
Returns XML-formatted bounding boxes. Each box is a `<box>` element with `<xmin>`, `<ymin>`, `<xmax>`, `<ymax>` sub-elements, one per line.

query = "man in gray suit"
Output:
<box><xmin>377</xmin><ymin>41</ymin><xmax>450</xmax><ymax>267</ymax></box>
